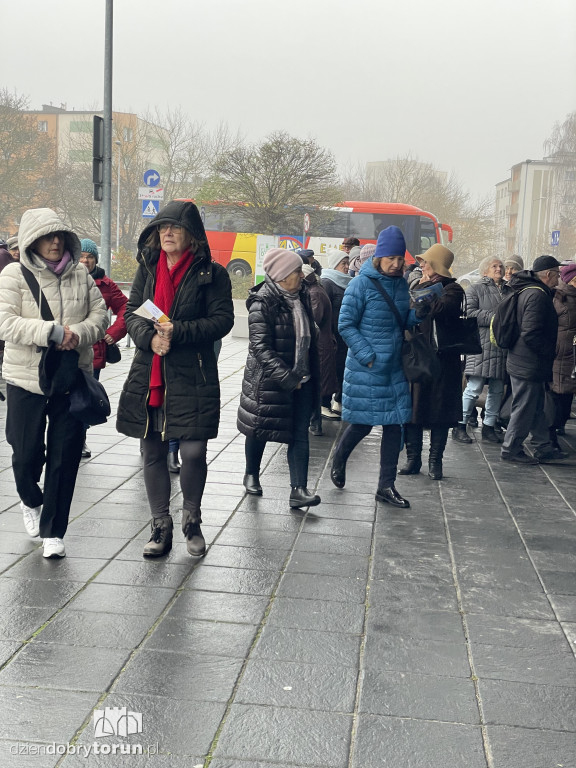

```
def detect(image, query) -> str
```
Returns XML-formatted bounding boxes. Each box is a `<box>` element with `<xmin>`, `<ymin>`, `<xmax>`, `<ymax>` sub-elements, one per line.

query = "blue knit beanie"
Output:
<box><xmin>80</xmin><ymin>238</ymin><xmax>99</xmax><ymax>261</ymax></box>
<box><xmin>373</xmin><ymin>226</ymin><xmax>406</xmax><ymax>259</ymax></box>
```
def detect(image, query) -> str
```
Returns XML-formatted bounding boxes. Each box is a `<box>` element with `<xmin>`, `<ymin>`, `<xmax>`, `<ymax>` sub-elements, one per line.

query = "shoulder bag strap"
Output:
<box><xmin>368</xmin><ymin>277</ymin><xmax>405</xmax><ymax>329</ymax></box>
<box><xmin>20</xmin><ymin>264</ymin><xmax>54</xmax><ymax>322</ymax></box>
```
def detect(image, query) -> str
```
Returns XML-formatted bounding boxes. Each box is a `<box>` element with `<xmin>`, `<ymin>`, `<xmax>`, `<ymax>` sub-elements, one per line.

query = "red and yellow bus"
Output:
<box><xmin>181</xmin><ymin>201</ymin><xmax>453</xmax><ymax>277</ymax></box>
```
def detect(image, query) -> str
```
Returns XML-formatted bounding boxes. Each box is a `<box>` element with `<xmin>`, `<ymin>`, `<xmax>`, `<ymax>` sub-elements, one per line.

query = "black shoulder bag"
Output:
<box><xmin>433</xmin><ymin>293</ymin><xmax>482</xmax><ymax>356</ymax></box>
<box><xmin>21</xmin><ymin>266</ymin><xmax>110</xmax><ymax>424</ymax></box>
<box><xmin>368</xmin><ymin>277</ymin><xmax>440</xmax><ymax>385</ymax></box>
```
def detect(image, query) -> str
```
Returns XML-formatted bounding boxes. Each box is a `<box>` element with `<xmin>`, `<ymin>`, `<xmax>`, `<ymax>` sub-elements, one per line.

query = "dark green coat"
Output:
<box><xmin>116</xmin><ymin>243</ymin><xmax>233</xmax><ymax>441</ymax></box>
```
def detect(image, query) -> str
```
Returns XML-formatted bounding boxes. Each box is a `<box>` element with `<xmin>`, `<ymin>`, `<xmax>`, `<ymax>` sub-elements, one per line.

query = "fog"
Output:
<box><xmin>4</xmin><ymin>0</ymin><xmax>576</xmax><ymax>199</ymax></box>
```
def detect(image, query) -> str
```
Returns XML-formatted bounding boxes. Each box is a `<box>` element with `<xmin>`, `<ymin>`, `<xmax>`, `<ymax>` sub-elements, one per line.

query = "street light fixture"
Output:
<box><xmin>115</xmin><ymin>140</ymin><xmax>121</xmax><ymax>251</ymax></box>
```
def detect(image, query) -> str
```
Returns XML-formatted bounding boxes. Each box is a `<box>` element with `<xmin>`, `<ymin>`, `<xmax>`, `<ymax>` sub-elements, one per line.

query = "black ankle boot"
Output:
<box><xmin>330</xmin><ymin>456</ymin><xmax>346</xmax><ymax>488</ymax></box>
<box><xmin>289</xmin><ymin>487</ymin><xmax>321</xmax><ymax>508</ymax></box>
<box><xmin>243</xmin><ymin>473</ymin><xmax>262</xmax><ymax>495</ymax></box>
<box><xmin>399</xmin><ymin>424</ymin><xmax>423</xmax><ymax>475</ymax></box>
<box><xmin>143</xmin><ymin>515</ymin><xmax>173</xmax><ymax>557</ymax></box>
<box><xmin>429</xmin><ymin>427</ymin><xmax>448</xmax><ymax>480</ymax></box>
<box><xmin>482</xmin><ymin>424</ymin><xmax>504</xmax><ymax>443</ymax></box>
<box><xmin>375</xmin><ymin>485</ymin><xmax>410</xmax><ymax>508</ymax></box>
<box><xmin>168</xmin><ymin>450</ymin><xmax>180</xmax><ymax>473</ymax></box>
<box><xmin>182</xmin><ymin>509</ymin><xmax>206</xmax><ymax>557</ymax></box>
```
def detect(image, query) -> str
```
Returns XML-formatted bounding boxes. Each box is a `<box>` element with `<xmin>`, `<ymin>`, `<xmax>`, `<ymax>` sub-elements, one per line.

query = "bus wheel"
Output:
<box><xmin>227</xmin><ymin>260</ymin><xmax>252</xmax><ymax>277</ymax></box>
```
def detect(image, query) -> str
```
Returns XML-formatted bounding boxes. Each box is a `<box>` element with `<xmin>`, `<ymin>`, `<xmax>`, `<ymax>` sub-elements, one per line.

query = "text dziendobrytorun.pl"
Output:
<box><xmin>10</xmin><ymin>742</ymin><xmax>161</xmax><ymax>757</ymax></box>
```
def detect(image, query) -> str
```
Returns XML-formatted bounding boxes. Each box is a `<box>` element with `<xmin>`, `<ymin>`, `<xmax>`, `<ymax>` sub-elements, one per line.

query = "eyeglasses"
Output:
<box><xmin>158</xmin><ymin>224</ymin><xmax>183</xmax><ymax>234</ymax></box>
<box><xmin>39</xmin><ymin>231</ymin><xmax>65</xmax><ymax>243</ymax></box>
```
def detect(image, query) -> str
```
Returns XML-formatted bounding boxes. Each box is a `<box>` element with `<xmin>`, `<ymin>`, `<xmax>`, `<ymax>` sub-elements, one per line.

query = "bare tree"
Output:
<box><xmin>341</xmin><ymin>154</ymin><xmax>495</xmax><ymax>271</ymax></box>
<box><xmin>201</xmin><ymin>131</ymin><xmax>344</xmax><ymax>233</ymax></box>
<box><xmin>0</xmin><ymin>89</ymin><xmax>57</xmax><ymax>236</ymax></box>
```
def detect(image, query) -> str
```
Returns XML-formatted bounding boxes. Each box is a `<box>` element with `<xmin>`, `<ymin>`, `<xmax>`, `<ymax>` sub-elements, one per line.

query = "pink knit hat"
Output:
<box><xmin>560</xmin><ymin>262</ymin><xmax>576</xmax><ymax>284</ymax></box>
<box><xmin>262</xmin><ymin>248</ymin><xmax>303</xmax><ymax>282</ymax></box>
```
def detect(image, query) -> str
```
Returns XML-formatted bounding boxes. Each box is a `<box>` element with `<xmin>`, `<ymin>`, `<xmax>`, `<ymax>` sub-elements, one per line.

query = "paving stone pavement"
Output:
<box><xmin>0</xmin><ymin>335</ymin><xmax>575</xmax><ymax>768</ymax></box>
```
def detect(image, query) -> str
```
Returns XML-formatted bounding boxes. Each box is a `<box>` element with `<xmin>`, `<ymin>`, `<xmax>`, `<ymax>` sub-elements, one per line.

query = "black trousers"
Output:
<box><xmin>334</xmin><ymin>423</ymin><xmax>402</xmax><ymax>488</ymax></box>
<box><xmin>5</xmin><ymin>383</ymin><xmax>85</xmax><ymax>538</ymax></box>
<box><xmin>245</xmin><ymin>380</ymin><xmax>315</xmax><ymax>487</ymax></box>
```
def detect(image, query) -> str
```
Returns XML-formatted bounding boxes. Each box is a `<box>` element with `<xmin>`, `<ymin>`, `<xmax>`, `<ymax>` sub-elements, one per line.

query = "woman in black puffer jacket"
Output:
<box><xmin>117</xmin><ymin>200</ymin><xmax>234</xmax><ymax>559</ymax></box>
<box><xmin>237</xmin><ymin>249</ymin><xmax>320</xmax><ymax>508</ymax></box>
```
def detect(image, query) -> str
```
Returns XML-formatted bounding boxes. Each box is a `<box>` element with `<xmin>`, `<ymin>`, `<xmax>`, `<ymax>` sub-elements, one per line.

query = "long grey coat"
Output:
<box><xmin>464</xmin><ymin>277</ymin><xmax>511</xmax><ymax>380</ymax></box>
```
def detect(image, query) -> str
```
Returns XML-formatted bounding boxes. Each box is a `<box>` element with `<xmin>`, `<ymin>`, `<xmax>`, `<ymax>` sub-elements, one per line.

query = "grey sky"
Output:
<box><xmin>4</xmin><ymin>0</ymin><xmax>576</xmax><ymax>200</ymax></box>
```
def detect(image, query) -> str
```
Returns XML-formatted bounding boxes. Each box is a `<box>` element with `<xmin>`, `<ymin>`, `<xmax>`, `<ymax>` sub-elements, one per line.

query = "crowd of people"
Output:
<box><xmin>0</xmin><ymin>203</ymin><xmax>574</xmax><ymax>559</ymax></box>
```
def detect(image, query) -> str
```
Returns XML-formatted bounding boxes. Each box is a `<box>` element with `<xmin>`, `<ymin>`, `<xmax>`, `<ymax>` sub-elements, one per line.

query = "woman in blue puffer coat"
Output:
<box><xmin>329</xmin><ymin>226</ymin><xmax>423</xmax><ymax>508</ymax></box>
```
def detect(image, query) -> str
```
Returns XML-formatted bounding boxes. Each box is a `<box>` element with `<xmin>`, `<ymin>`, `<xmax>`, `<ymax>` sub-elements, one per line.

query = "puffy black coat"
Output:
<box><xmin>506</xmin><ymin>271</ymin><xmax>558</xmax><ymax>382</ymax></box>
<box><xmin>237</xmin><ymin>276</ymin><xmax>319</xmax><ymax>443</ymax></box>
<box><xmin>116</xmin><ymin>202</ymin><xmax>234</xmax><ymax>440</ymax></box>
<box><xmin>410</xmin><ymin>278</ymin><xmax>465</xmax><ymax>427</ymax></box>
<box><xmin>464</xmin><ymin>277</ymin><xmax>511</xmax><ymax>380</ymax></box>
<box><xmin>552</xmin><ymin>279</ymin><xmax>576</xmax><ymax>395</ymax></box>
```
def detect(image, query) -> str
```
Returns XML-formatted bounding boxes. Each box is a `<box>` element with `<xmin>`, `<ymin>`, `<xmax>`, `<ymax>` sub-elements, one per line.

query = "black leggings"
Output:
<box><xmin>142</xmin><ymin>432</ymin><xmax>208</xmax><ymax>518</ymax></box>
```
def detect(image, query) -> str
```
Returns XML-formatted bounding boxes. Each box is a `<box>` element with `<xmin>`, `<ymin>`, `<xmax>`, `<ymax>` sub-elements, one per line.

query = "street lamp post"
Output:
<box><xmin>115</xmin><ymin>140</ymin><xmax>121</xmax><ymax>251</ymax></box>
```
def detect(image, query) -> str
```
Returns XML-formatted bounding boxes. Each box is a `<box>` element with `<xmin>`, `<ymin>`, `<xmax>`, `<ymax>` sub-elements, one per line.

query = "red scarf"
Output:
<box><xmin>149</xmin><ymin>248</ymin><xmax>194</xmax><ymax>408</ymax></box>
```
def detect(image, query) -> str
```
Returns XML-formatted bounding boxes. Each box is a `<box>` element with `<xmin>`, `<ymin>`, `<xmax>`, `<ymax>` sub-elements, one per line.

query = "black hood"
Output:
<box><xmin>508</xmin><ymin>269</ymin><xmax>552</xmax><ymax>295</ymax></box>
<box><xmin>137</xmin><ymin>200</ymin><xmax>210</xmax><ymax>256</ymax></box>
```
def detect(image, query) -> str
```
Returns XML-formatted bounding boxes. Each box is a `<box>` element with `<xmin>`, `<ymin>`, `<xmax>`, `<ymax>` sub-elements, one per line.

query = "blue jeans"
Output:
<box><xmin>461</xmin><ymin>376</ymin><xmax>505</xmax><ymax>427</ymax></box>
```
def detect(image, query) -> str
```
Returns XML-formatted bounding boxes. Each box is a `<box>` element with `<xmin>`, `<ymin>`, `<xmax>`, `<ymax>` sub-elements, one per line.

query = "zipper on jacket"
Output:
<box><xmin>197</xmin><ymin>352</ymin><xmax>207</xmax><ymax>384</ymax></box>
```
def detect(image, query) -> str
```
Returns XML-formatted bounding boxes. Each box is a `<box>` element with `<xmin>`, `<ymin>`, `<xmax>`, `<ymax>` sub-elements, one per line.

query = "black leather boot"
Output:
<box><xmin>143</xmin><ymin>515</ymin><xmax>173</xmax><ymax>557</ymax></box>
<box><xmin>289</xmin><ymin>487</ymin><xmax>321</xmax><ymax>508</ymax></box>
<box><xmin>243</xmin><ymin>473</ymin><xmax>263</xmax><ymax>495</ymax></box>
<box><xmin>399</xmin><ymin>424</ymin><xmax>423</xmax><ymax>475</ymax></box>
<box><xmin>168</xmin><ymin>450</ymin><xmax>180</xmax><ymax>473</ymax></box>
<box><xmin>375</xmin><ymin>485</ymin><xmax>410</xmax><ymax>508</ymax></box>
<box><xmin>182</xmin><ymin>508</ymin><xmax>206</xmax><ymax>557</ymax></box>
<box><xmin>330</xmin><ymin>455</ymin><xmax>346</xmax><ymax>488</ymax></box>
<box><xmin>452</xmin><ymin>423</ymin><xmax>473</xmax><ymax>444</ymax></box>
<box><xmin>482</xmin><ymin>424</ymin><xmax>504</xmax><ymax>443</ymax></box>
<box><xmin>429</xmin><ymin>427</ymin><xmax>448</xmax><ymax>480</ymax></box>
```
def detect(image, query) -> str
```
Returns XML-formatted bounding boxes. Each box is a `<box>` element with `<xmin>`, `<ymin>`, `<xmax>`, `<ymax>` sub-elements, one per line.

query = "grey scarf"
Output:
<box><xmin>276</xmin><ymin>282</ymin><xmax>311</xmax><ymax>382</ymax></box>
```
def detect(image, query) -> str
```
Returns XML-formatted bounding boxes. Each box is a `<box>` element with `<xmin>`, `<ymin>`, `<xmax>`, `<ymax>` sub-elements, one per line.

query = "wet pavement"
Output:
<box><xmin>0</xmin><ymin>335</ymin><xmax>575</xmax><ymax>767</ymax></box>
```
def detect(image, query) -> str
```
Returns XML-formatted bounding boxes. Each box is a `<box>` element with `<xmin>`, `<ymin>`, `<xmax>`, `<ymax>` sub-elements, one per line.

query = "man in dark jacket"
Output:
<box><xmin>501</xmin><ymin>255</ymin><xmax>566</xmax><ymax>464</ymax></box>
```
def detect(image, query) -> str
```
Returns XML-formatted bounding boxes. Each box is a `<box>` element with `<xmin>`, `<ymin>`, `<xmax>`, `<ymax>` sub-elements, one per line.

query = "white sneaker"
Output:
<box><xmin>43</xmin><ymin>538</ymin><xmax>66</xmax><ymax>558</ymax></box>
<box><xmin>321</xmin><ymin>406</ymin><xmax>340</xmax><ymax>420</ymax></box>
<box><xmin>21</xmin><ymin>501</ymin><xmax>41</xmax><ymax>538</ymax></box>
<box><xmin>331</xmin><ymin>399</ymin><xmax>342</xmax><ymax>414</ymax></box>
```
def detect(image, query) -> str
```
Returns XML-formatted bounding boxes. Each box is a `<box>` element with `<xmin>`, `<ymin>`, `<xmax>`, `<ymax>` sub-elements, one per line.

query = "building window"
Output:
<box><xmin>123</xmin><ymin>127</ymin><xmax>133</xmax><ymax>142</ymax></box>
<box><xmin>38</xmin><ymin>121</ymin><xmax>48</xmax><ymax>132</ymax></box>
<box><xmin>70</xmin><ymin>121</ymin><xmax>92</xmax><ymax>133</ymax></box>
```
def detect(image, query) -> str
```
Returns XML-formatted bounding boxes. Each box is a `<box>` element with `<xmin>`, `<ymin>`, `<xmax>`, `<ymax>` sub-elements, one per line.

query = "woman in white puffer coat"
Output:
<box><xmin>0</xmin><ymin>208</ymin><xmax>107</xmax><ymax>558</ymax></box>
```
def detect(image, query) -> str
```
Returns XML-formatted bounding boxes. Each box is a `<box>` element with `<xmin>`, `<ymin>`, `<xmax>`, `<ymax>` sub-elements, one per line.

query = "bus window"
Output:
<box><xmin>419</xmin><ymin>217</ymin><xmax>438</xmax><ymax>252</ymax></box>
<box><xmin>309</xmin><ymin>210</ymin><xmax>349</xmax><ymax>238</ymax></box>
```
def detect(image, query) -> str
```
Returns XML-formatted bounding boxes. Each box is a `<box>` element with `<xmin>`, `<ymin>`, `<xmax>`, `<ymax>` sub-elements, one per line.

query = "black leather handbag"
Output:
<box><xmin>369</xmin><ymin>278</ymin><xmax>440</xmax><ymax>385</ymax></box>
<box><xmin>433</xmin><ymin>296</ymin><xmax>482</xmax><ymax>356</ymax></box>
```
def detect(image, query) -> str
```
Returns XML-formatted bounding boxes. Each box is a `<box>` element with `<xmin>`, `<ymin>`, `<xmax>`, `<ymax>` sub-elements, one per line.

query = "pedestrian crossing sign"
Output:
<box><xmin>142</xmin><ymin>200</ymin><xmax>160</xmax><ymax>218</ymax></box>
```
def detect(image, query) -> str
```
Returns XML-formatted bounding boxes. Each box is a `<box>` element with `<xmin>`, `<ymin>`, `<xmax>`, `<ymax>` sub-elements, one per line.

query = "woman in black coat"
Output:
<box><xmin>303</xmin><ymin>265</ymin><xmax>338</xmax><ymax>436</ymax></box>
<box><xmin>117</xmin><ymin>201</ymin><xmax>234</xmax><ymax>558</ymax></box>
<box><xmin>237</xmin><ymin>249</ymin><xmax>320</xmax><ymax>508</ymax></box>
<box><xmin>400</xmin><ymin>244</ymin><xmax>465</xmax><ymax>480</ymax></box>
<box><xmin>320</xmin><ymin>248</ymin><xmax>353</xmax><ymax>416</ymax></box>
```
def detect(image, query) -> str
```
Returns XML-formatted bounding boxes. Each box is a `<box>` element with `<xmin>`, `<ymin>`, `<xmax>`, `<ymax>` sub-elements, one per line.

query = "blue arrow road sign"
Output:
<box><xmin>551</xmin><ymin>230</ymin><xmax>560</xmax><ymax>247</ymax></box>
<box><xmin>143</xmin><ymin>169</ymin><xmax>160</xmax><ymax>187</ymax></box>
<box><xmin>142</xmin><ymin>200</ymin><xmax>160</xmax><ymax>218</ymax></box>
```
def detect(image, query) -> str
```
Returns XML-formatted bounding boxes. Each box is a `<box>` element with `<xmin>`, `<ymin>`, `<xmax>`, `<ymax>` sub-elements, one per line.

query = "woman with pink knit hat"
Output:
<box><xmin>237</xmin><ymin>248</ymin><xmax>321</xmax><ymax>508</ymax></box>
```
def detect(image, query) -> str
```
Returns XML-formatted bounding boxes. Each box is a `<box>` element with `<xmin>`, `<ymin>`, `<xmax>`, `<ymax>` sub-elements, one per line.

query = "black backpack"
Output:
<box><xmin>490</xmin><ymin>285</ymin><xmax>546</xmax><ymax>349</ymax></box>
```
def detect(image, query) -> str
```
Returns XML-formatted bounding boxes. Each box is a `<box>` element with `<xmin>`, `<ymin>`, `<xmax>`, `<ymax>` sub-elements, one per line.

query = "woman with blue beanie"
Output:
<box><xmin>329</xmin><ymin>226</ymin><xmax>423</xmax><ymax>508</ymax></box>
